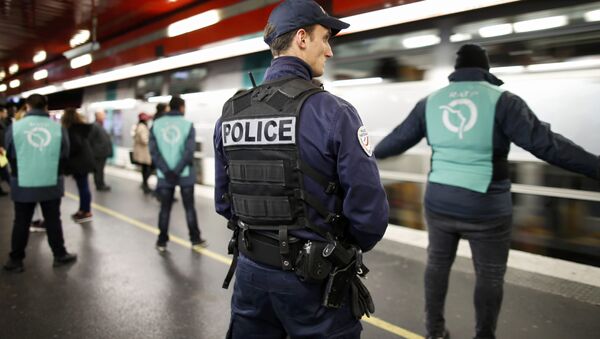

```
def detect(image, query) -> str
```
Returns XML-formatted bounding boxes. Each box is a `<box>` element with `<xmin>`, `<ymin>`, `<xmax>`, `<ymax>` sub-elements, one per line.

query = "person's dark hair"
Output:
<box><xmin>61</xmin><ymin>107</ymin><xmax>84</xmax><ymax>128</ymax></box>
<box><xmin>169</xmin><ymin>96</ymin><xmax>185</xmax><ymax>112</ymax></box>
<box><xmin>156</xmin><ymin>103</ymin><xmax>167</xmax><ymax>114</ymax></box>
<box><xmin>264</xmin><ymin>22</ymin><xmax>316</xmax><ymax>57</ymax></box>
<box><xmin>26</xmin><ymin>94</ymin><xmax>48</xmax><ymax>110</ymax></box>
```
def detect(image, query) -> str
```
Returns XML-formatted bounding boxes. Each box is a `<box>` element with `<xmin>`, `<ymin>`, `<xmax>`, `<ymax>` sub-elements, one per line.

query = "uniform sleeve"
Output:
<box><xmin>173</xmin><ymin>126</ymin><xmax>195</xmax><ymax>174</ymax></box>
<box><xmin>213</xmin><ymin>118</ymin><xmax>232</xmax><ymax>220</ymax></box>
<box><xmin>373</xmin><ymin>98</ymin><xmax>427</xmax><ymax>159</ymax></box>
<box><xmin>497</xmin><ymin>92</ymin><xmax>600</xmax><ymax>179</ymax></box>
<box><xmin>148</xmin><ymin>126</ymin><xmax>170</xmax><ymax>174</ymax></box>
<box><xmin>333</xmin><ymin>104</ymin><xmax>389</xmax><ymax>252</ymax></box>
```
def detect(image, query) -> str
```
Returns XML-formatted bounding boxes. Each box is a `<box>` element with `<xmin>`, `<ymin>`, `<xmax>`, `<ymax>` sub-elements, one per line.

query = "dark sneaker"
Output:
<box><xmin>427</xmin><ymin>329</ymin><xmax>450</xmax><ymax>339</ymax></box>
<box><xmin>30</xmin><ymin>219</ymin><xmax>46</xmax><ymax>233</ymax></box>
<box><xmin>53</xmin><ymin>253</ymin><xmax>77</xmax><ymax>267</ymax></box>
<box><xmin>73</xmin><ymin>212</ymin><xmax>93</xmax><ymax>224</ymax></box>
<box><xmin>3</xmin><ymin>259</ymin><xmax>24</xmax><ymax>273</ymax></box>
<box><xmin>191</xmin><ymin>239</ymin><xmax>208</xmax><ymax>250</ymax></box>
<box><xmin>156</xmin><ymin>241</ymin><xmax>167</xmax><ymax>253</ymax></box>
<box><xmin>97</xmin><ymin>185</ymin><xmax>111</xmax><ymax>192</ymax></box>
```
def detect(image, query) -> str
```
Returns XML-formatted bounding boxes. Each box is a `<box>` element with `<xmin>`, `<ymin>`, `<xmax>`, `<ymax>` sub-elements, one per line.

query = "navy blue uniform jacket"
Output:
<box><xmin>374</xmin><ymin>68</ymin><xmax>600</xmax><ymax>220</ymax></box>
<box><xmin>213</xmin><ymin>56</ymin><xmax>389</xmax><ymax>251</ymax></box>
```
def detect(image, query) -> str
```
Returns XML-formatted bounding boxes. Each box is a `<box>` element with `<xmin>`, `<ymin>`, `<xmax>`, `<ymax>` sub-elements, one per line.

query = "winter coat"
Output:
<box><xmin>133</xmin><ymin>122</ymin><xmax>152</xmax><ymax>165</ymax></box>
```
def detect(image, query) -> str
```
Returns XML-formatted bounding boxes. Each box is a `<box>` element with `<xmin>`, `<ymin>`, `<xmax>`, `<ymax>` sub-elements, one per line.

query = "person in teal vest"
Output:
<box><xmin>3</xmin><ymin>94</ymin><xmax>77</xmax><ymax>273</ymax></box>
<box><xmin>149</xmin><ymin>96</ymin><xmax>206</xmax><ymax>252</ymax></box>
<box><xmin>374</xmin><ymin>44</ymin><xmax>600</xmax><ymax>339</ymax></box>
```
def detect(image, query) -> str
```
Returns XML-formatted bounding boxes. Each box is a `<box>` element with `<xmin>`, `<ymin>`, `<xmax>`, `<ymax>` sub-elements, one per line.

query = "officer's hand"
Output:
<box><xmin>165</xmin><ymin>170</ymin><xmax>179</xmax><ymax>184</ymax></box>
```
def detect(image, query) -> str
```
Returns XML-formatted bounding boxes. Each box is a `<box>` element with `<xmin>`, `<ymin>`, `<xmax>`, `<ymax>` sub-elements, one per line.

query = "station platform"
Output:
<box><xmin>0</xmin><ymin>168</ymin><xmax>599</xmax><ymax>339</ymax></box>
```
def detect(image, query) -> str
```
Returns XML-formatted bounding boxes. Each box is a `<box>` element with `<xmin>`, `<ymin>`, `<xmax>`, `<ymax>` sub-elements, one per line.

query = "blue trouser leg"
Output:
<box><xmin>228</xmin><ymin>255</ymin><xmax>361</xmax><ymax>339</ymax></box>
<box><xmin>74</xmin><ymin>173</ymin><xmax>91</xmax><ymax>212</ymax></box>
<box><xmin>180</xmin><ymin>186</ymin><xmax>200</xmax><ymax>242</ymax></box>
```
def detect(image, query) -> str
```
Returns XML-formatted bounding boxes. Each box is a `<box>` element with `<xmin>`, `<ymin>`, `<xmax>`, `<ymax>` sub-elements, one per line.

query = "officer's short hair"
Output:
<box><xmin>169</xmin><ymin>96</ymin><xmax>185</xmax><ymax>111</ymax></box>
<box><xmin>156</xmin><ymin>103</ymin><xmax>167</xmax><ymax>114</ymax></box>
<box><xmin>264</xmin><ymin>23</ymin><xmax>316</xmax><ymax>57</ymax></box>
<box><xmin>26</xmin><ymin>94</ymin><xmax>47</xmax><ymax>110</ymax></box>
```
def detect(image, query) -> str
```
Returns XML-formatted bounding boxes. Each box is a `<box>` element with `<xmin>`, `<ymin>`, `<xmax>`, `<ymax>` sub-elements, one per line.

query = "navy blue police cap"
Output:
<box><xmin>264</xmin><ymin>0</ymin><xmax>350</xmax><ymax>45</ymax></box>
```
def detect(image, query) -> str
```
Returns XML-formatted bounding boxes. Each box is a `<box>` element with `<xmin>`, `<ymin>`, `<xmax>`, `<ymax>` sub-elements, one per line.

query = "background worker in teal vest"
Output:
<box><xmin>3</xmin><ymin>94</ymin><xmax>77</xmax><ymax>273</ymax></box>
<box><xmin>149</xmin><ymin>96</ymin><xmax>206</xmax><ymax>252</ymax></box>
<box><xmin>374</xmin><ymin>44</ymin><xmax>600</xmax><ymax>339</ymax></box>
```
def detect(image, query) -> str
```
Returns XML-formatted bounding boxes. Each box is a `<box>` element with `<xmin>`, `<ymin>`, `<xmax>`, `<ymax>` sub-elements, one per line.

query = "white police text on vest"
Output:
<box><xmin>222</xmin><ymin>117</ymin><xmax>296</xmax><ymax>146</ymax></box>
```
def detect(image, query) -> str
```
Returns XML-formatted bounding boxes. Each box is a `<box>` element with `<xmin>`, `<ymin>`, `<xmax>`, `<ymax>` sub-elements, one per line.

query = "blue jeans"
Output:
<box><xmin>424</xmin><ymin>210</ymin><xmax>512</xmax><ymax>339</ymax></box>
<box><xmin>74</xmin><ymin>173</ymin><xmax>91</xmax><ymax>212</ymax></box>
<box><xmin>227</xmin><ymin>255</ymin><xmax>361</xmax><ymax>339</ymax></box>
<box><xmin>156</xmin><ymin>186</ymin><xmax>200</xmax><ymax>243</ymax></box>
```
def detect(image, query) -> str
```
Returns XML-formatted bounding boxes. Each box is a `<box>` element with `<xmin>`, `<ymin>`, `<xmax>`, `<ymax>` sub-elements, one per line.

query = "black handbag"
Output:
<box><xmin>129</xmin><ymin>151</ymin><xmax>141</xmax><ymax>166</ymax></box>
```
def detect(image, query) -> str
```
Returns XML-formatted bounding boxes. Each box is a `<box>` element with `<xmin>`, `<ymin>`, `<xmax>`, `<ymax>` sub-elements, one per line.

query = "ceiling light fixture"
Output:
<box><xmin>70</xmin><ymin>54</ymin><xmax>93</xmax><ymax>69</ymax></box>
<box><xmin>33</xmin><ymin>69</ymin><xmax>49</xmax><ymax>80</ymax></box>
<box><xmin>20</xmin><ymin>85</ymin><xmax>58</xmax><ymax>97</ymax></box>
<box><xmin>70</xmin><ymin>30</ymin><xmax>91</xmax><ymax>48</ymax></box>
<box><xmin>0</xmin><ymin>84</ymin><xmax>6</xmax><ymax>92</ymax></box>
<box><xmin>450</xmin><ymin>33</ymin><xmax>472</xmax><ymax>42</ymax></box>
<box><xmin>479</xmin><ymin>23</ymin><xmax>513</xmax><ymax>38</ymax></box>
<box><xmin>402</xmin><ymin>34</ymin><xmax>441</xmax><ymax>49</ymax></box>
<box><xmin>0</xmin><ymin>70</ymin><xmax>5</xmax><ymax>80</ymax></box>
<box><xmin>9</xmin><ymin>79</ymin><xmax>20</xmax><ymax>88</ymax></box>
<box><xmin>513</xmin><ymin>15</ymin><xmax>567</xmax><ymax>33</ymax></box>
<box><xmin>9</xmin><ymin>64</ymin><xmax>19</xmax><ymax>74</ymax></box>
<box><xmin>167</xmin><ymin>9</ymin><xmax>221</xmax><ymax>37</ymax></box>
<box><xmin>584</xmin><ymin>9</ymin><xmax>600</xmax><ymax>22</ymax></box>
<box><xmin>33</xmin><ymin>50</ymin><xmax>47</xmax><ymax>63</ymax></box>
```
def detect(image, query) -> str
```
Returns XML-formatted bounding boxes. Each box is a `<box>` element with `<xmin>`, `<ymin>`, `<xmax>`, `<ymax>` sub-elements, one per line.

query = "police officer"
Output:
<box><xmin>214</xmin><ymin>1</ymin><xmax>389</xmax><ymax>337</ymax></box>
<box><xmin>3</xmin><ymin>94</ymin><xmax>77</xmax><ymax>273</ymax></box>
<box><xmin>149</xmin><ymin>96</ymin><xmax>206</xmax><ymax>252</ymax></box>
<box><xmin>374</xmin><ymin>44</ymin><xmax>600</xmax><ymax>339</ymax></box>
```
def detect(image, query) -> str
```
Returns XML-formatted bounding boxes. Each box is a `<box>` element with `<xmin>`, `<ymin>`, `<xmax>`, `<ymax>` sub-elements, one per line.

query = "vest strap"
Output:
<box><xmin>232</xmin><ymin>194</ymin><xmax>292</xmax><ymax>221</ymax></box>
<box><xmin>229</xmin><ymin>160</ymin><xmax>285</xmax><ymax>184</ymax></box>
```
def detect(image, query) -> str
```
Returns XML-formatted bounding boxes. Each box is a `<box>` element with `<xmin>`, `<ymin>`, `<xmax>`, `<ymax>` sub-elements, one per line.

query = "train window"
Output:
<box><xmin>135</xmin><ymin>74</ymin><xmax>164</xmax><ymax>100</ymax></box>
<box><xmin>169</xmin><ymin>67</ymin><xmax>207</xmax><ymax>96</ymax></box>
<box><xmin>332</xmin><ymin>29</ymin><xmax>439</xmax><ymax>82</ymax></box>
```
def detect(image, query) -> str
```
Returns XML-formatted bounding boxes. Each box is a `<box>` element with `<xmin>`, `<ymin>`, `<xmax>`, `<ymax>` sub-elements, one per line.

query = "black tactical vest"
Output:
<box><xmin>221</xmin><ymin>77</ymin><xmax>347</xmax><ymax>250</ymax></box>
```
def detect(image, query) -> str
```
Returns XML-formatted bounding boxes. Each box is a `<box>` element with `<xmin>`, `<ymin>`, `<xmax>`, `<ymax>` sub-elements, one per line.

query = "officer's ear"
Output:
<box><xmin>295</xmin><ymin>28</ymin><xmax>309</xmax><ymax>49</ymax></box>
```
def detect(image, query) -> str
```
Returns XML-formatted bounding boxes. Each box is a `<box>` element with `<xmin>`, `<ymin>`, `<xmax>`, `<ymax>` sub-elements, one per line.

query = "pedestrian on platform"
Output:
<box><xmin>3</xmin><ymin>94</ymin><xmax>77</xmax><ymax>273</ymax></box>
<box><xmin>0</xmin><ymin>106</ymin><xmax>10</xmax><ymax>196</ymax></box>
<box><xmin>149</xmin><ymin>96</ymin><xmax>206</xmax><ymax>252</ymax></box>
<box><xmin>89</xmin><ymin>110</ymin><xmax>113</xmax><ymax>191</ymax></box>
<box><xmin>214</xmin><ymin>1</ymin><xmax>389</xmax><ymax>338</ymax></box>
<box><xmin>133</xmin><ymin>112</ymin><xmax>153</xmax><ymax>194</ymax></box>
<box><xmin>374</xmin><ymin>44</ymin><xmax>600</xmax><ymax>339</ymax></box>
<box><xmin>62</xmin><ymin>107</ymin><xmax>95</xmax><ymax>224</ymax></box>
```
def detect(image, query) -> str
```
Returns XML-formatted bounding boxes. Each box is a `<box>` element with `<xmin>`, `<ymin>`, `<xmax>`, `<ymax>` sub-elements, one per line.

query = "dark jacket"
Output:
<box><xmin>374</xmin><ymin>68</ymin><xmax>600</xmax><ymax>220</ymax></box>
<box><xmin>89</xmin><ymin>122</ymin><xmax>113</xmax><ymax>159</ymax></box>
<box><xmin>0</xmin><ymin>117</ymin><xmax>9</xmax><ymax>148</ymax></box>
<box><xmin>65</xmin><ymin>123</ymin><xmax>95</xmax><ymax>175</ymax></box>
<box><xmin>5</xmin><ymin>109</ymin><xmax>70</xmax><ymax>202</ymax></box>
<box><xmin>149</xmin><ymin>111</ymin><xmax>197</xmax><ymax>188</ymax></box>
<box><xmin>213</xmin><ymin>56</ymin><xmax>389</xmax><ymax>252</ymax></box>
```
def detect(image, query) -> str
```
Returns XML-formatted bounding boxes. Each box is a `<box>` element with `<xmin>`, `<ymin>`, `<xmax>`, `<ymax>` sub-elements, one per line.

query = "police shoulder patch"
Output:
<box><xmin>357</xmin><ymin>126</ymin><xmax>372</xmax><ymax>157</ymax></box>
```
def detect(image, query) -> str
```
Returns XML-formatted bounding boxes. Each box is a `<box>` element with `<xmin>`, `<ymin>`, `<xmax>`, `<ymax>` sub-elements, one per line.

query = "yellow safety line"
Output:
<box><xmin>65</xmin><ymin>192</ymin><xmax>424</xmax><ymax>339</ymax></box>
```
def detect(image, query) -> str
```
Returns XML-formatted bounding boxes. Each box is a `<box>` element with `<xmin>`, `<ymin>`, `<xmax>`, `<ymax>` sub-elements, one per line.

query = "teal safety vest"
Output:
<box><xmin>425</xmin><ymin>81</ymin><xmax>504</xmax><ymax>193</ymax></box>
<box><xmin>13</xmin><ymin>116</ymin><xmax>62</xmax><ymax>187</ymax></box>
<box><xmin>152</xmin><ymin>116</ymin><xmax>192</xmax><ymax>178</ymax></box>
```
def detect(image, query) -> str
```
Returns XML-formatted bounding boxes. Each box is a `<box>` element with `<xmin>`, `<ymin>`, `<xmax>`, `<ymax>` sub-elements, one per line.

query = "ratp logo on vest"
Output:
<box><xmin>161</xmin><ymin>124</ymin><xmax>182</xmax><ymax>145</ymax></box>
<box><xmin>439</xmin><ymin>98</ymin><xmax>478</xmax><ymax>139</ymax></box>
<box><xmin>25</xmin><ymin>127</ymin><xmax>52</xmax><ymax>150</ymax></box>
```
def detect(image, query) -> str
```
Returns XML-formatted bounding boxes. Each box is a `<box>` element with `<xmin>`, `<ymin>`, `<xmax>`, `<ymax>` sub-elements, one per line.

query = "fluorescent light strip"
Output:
<box><xmin>479</xmin><ymin>23</ymin><xmax>513</xmax><ymax>37</ymax></box>
<box><xmin>70</xmin><ymin>54</ymin><xmax>93</xmax><ymax>69</ymax></box>
<box><xmin>89</xmin><ymin>98</ymin><xmax>137</xmax><ymax>110</ymax></box>
<box><xmin>490</xmin><ymin>65</ymin><xmax>525</xmax><ymax>74</ymax></box>
<box><xmin>584</xmin><ymin>9</ymin><xmax>600</xmax><ymax>22</ymax></box>
<box><xmin>63</xmin><ymin>37</ymin><xmax>268</xmax><ymax>90</ymax></box>
<box><xmin>0</xmin><ymin>84</ymin><xmax>6</xmax><ymax>92</ymax></box>
<box><xmin>167</xmin><ymin>9</ymin><xmax>221</xmax><ymax>37</ymax></box>
<box><xmin>450</xmin><ymin>33</ymin><xmax>472</xmax><ymax>42</ymax></box>
<box><xmin>20</xmin><ymin>85</ymin><xmax>58</xmax><ymax>98</ymax></box>
<box><xmin>9</xmin><ymin>79</ymin><xmax>20</xmax><ymax>88</ymax></box>
<box><xmin>527</xmin><ymin>58</ymin><xmax>600</xmax><ymax>72</ymax></box>
<box><xmin>513</xmin><ymin>15</ymin><xmax>567</xmax><ymax>33</ymax></box>
<box><xmin>341</xmin><ymin>0</ymin><xmax>521</xmax><ymax>35</ymax></box>
<box><xmin>402</xmin><ymin>34</ymin><xmax>441</xmax><ymax>49</ymax></box>
<box><xmin>70</xmin><ymin>30</ymin><xmax>91</xmax><ymax>48</ymax></box>
<box><xmin>329</xmin><ymin>77</ymin><xmax>383</xmax><ymax>87</ymax></box>
<box><xmin>33</xmin><ymin>50</ymin><xmax>47</xmax><ymax>63</ymax></box>
<box><xmin>33</xmin><ymin>69</ymin><xmax>48</xmax><ymax>80</ymax></box>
